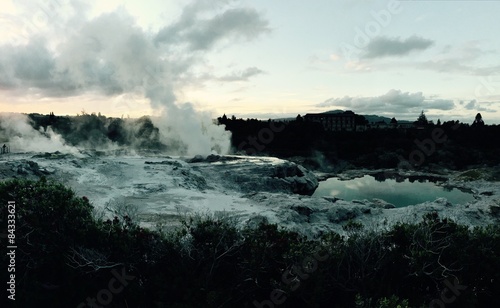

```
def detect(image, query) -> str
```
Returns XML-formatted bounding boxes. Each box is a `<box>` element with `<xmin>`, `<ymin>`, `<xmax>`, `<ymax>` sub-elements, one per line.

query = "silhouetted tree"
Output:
<box><xmin>472</xmin><ymin>113</ymin><xmax>484</xmax><ymax>127</ymax></box>
<box><xmin>48</xmin><ymin>112</ymin><xmax>56</xmax><ymax>125</ymax></box>
<box><xmin>416</xmin><ymin>110</ymin><xmax>428</xmax><ymax>126</ymax></box>
<box><xmin>437</xmin><ymin>119</ymin><xmax>441</xmax><ymax>126</ymax></box>
<box><xmin>355</xmin><ymin>115</ymin><xmax>368</xmax><ymax>125</ymax></box>
<box><xmin>296</xmin><ymin>114</ymin><xmax>303</xmax><ymax>122</ymax></box>
<box><xmin>217</xmin><ymin>114</ymin><xmax>228</xmax><ymax>125</ymax></box>
<box><xmin>107</xmin><ymin>118</ymin><xmax>127</xmax><ymax>144</ymax></box>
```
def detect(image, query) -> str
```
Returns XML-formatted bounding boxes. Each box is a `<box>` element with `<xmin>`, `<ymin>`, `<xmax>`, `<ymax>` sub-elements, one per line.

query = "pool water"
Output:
<box><xmin>313</xmin><ymin>175</ymin><xmax>475</xmax><ymax>207</ymax></box>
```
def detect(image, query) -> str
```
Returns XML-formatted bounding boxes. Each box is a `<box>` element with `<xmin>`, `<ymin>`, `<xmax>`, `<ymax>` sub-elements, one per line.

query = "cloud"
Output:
<box><xmin>418</xmin><ymin>58</ymin><xmax>500</xmax><ymax>76</ymax></box>
<box><xmin>0</xmin><ymin>1</ymin><xmax>270</xmax><ymax>98</ymax></box>
<box><xmin>0</xmin><ymin>0</ymin><xmax>270</xmax><ymax>155</ymax></box>
<box><xmin>462</xmin><ymin>99</ymin><xmax>496</xmax><ymax>112</ymax></box>
<box><xmin>464</xmin><ymin>100</ymin><xmax>476</xmax><ymax>110</ymax></box>
<box><xmin>339</xmin><ymin>40</ymin><xmax>500</xmax><ymax>76</ymax></box>
<box><xmin>154</xmin><ymin>3</ymin><xmax>270</xmax><ymax>51</ymax></box>
<box><xmin>362</xmin><ymin>35</ymin><xmax>434</xmax><ymax>59</ymax></box>
<box><xmin>0</xmin><ymin>38</ymin><xmax>56</xmax><ymax>93</ymax></box>
<box><xmin>417</xmin><ymin>41</ymin><xmax>500</xmax><ymax>76</ymax></box>
<box><xmin>218</xmin><ymin>67</ymin><xmax>265</xmax><ymax>82</ymax></box>
<box><xmin>0</xmin><ymin>11</ymin><xmax>166</xmax><ymax>97</ymax></box>
<box><xmin>429</xmin><ymin>99</ymin><xmax>456</xmax><ymax>111</ymax></box>
<box><xmin>316</xmin><ymin>89</ymin><xmax>455</xmax><ymax>116</ymax></box>
<box><xmin>235</xmin><ymin>112</ymin><xmax>299</xmax><ymax>120</ymax></box>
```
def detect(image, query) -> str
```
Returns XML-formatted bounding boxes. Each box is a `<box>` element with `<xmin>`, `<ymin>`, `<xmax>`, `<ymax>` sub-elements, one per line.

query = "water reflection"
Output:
<box><xmin>313</xmin><ymin>175</ymin><xmax>474</xmax><ymax>207</ymax></box>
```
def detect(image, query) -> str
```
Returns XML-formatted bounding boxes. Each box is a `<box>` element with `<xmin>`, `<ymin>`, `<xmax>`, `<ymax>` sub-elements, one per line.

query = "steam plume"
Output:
<box><xmin>0</xmin><ymin>1</ymin><xmax>269</xmax><ymax>155</ymax></box>
<box><xmin>0</xmin><ymin>113</ymin><xmax>78</xmax><ymax>154</ymax></box>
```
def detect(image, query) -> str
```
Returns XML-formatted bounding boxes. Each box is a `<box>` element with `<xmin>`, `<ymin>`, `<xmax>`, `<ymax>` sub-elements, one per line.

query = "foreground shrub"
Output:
<box><xmin>0</xmin><ymin>178</ymin><xmax>99</xmax><ymax>306</ymax></box>
<box><xmin>1</xmin><ymin>179</ymin><xmax>499</xmax><ymax>307</ymax></box>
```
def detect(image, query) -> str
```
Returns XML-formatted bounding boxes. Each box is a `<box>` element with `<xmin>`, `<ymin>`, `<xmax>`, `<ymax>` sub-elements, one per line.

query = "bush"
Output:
<box><xmin>2</xmin><ymin>179</ymin><xmax>500</xmax><ymax>307</ymax></box>
<box><xmin>0</xmin><ymin>178</ymin><xmax>99</xmax><ymax>306</ymax></box>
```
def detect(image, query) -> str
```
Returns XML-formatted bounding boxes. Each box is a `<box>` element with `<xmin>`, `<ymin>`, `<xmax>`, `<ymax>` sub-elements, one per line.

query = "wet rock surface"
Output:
<box><xmin>191</xmin><ymin>156</ymin><xmax>319</xmax><ymax>195</ymax></box>
<box><xmin>1</xmin><ymin>152</ymin><xmax>499</xmax><ymax>238</ymax></box>
<box><xmin>2</xmin><ymin>160</ymin><xmax>52</xmax><ymax>178</ymax></box>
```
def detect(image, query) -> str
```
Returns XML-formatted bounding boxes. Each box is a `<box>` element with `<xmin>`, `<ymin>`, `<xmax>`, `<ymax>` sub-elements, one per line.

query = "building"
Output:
<box><xmin>397</xmin><ymin>123</ymin><xmax>415</xmax><ymax>129</ymax></box>
<box><xmin>304</xmin><ymin>111</ymin><xmax>356</xmax><ymax>131</ymax></box>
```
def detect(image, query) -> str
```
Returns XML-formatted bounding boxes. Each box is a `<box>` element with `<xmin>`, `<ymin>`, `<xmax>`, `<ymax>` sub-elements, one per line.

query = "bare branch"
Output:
<box><xmin>66</xmin><ymin>246</ymin><xmax>123</xmax><ymax>273</ymax></box>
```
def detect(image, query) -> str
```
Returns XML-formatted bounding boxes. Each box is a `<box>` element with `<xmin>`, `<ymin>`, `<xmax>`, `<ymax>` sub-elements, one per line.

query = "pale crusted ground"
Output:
<box><xmin>1</xmin><ymin>151</ymin><xmax>499</xmax><ymax>237</ymax></box>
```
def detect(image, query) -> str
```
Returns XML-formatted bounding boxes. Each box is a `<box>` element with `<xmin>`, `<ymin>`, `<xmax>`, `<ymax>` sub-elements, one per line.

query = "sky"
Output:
<box><xmin>1</xmin><ymin>0</ymin><xmax>500</xmax><ymax>124</ymax></box>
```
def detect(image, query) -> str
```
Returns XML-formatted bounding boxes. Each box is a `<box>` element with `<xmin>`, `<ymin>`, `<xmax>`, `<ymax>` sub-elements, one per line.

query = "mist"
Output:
<box><xmin>0</xmin><ymin>113</ymin><xmax>79</xmax><ymax>154</ymax></box>
<box><xmin>0</xmin><ymin>1</ymin><xmax>269</xmax><ymax>155</ymax></box>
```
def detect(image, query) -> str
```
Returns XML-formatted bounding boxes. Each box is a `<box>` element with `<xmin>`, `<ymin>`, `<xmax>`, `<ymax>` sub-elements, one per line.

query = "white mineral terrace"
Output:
<box><xmin>1</xmin><ymin>151</ymin><xmax>499</xmax><ymax>237</ymax></box>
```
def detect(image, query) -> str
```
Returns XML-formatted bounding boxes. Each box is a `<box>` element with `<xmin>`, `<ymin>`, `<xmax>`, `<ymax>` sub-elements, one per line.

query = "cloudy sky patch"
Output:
<box><xmin>1</xmin><ymin>0</ymin><xmax>500</xmax><ymax>123</ymax></box>
<box><xmin>218</xmin><ymin>67</ymin><xmax>265</xmax><ymax>82</ymax></box>
<box><xmin>317</xmin><ymin>89</ymin><xmax>456</xmax><ymax>117</ymax></box>
<box><xmin>362</xmin><ymin>35</ymin><xmax>434</xmax><ymax>59</ymax></box>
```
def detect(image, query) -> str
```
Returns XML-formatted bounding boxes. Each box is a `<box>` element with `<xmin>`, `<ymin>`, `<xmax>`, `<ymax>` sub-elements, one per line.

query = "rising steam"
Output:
<box><xmin>0</xmin><ymin>0</ymin><xmax>269</xmax><ymax>155</ymax></box>
<box><xmin>0</xmin><ymin>113</ymin><xmax>79</xmax><ymax>154</ymax></box>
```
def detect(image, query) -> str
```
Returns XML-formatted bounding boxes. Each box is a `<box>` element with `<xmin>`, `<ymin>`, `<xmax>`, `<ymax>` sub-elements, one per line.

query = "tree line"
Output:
<box><xmin>218</xmin><ymin>111</ymin><xmax>499</xmax><ymax>170</ymax></box>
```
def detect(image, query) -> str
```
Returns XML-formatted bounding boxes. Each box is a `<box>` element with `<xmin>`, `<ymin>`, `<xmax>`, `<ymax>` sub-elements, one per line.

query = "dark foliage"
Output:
<box><xmin>1</xmin><ymin>179</ymin><xmax>500</xmax><ymax>307</ymax></box>
<box><xmin>24</xmin><ymin>112</ymin><xmax>500</xmax><ymax>169</ymax></box>
<box><xmin>221</xmin><ymin>117</ymin><xmax>500</xmax><ymax>170</ymax></box>
<box><xmin>27</xmin><ymin>113</ymin><xmax>167</xmax><ymax>151</ymax></box>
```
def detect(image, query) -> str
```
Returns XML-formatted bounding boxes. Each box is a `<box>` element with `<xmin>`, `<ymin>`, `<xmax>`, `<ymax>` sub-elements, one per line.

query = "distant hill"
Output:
<box><xmin>272</xmin><ymin>110</ymin><xmax>412</xmax><ymax>123</ymax></box>
<box><xmin>362</xmin><ymin>114</ymin><xmax>392</xmax><ymax>124</ymax></box>
<box><xmin>363</xmin><ymin>115</ymin><xmax>412</xmax><ymax>124</ymax></box>
<box><xmin>320</xmin><ymin>110</ymin><xmax>412</xmax><ymax>124</ymax></box>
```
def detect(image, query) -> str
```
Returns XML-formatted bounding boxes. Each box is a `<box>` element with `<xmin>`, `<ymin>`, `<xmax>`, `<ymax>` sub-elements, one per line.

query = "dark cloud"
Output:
<box><xmin>154</xmin><ymin>5</ymin><xmax>270</xmax><ymax>51</ymax></box>
<box><xmin>316</xmin><ymin>89</ymin><xmax>455</xmax><ymax>116</ymax></box>
<box><xmin>465</xmin><ymin>100</ymin><xmax>476</xmax><ymax>109</ymax></box>
<box><xmin>0</xmin><ymin>1</ymin><xmax>270</xmax><ymax>99</ymax></box>
<box><xmin>0</xmin><ymin>38</ymin><xmax>78</xmax><ymax>97</ymax></box>
<box><xmin>0</xmin><ymin>11</ymin><xmax>163</xmax><ymax>97</ymax></box>
<box><xmin>429</xmin><ymin>99</ymin><xmax>456</xmax><ymax>111</ymax></box>
<box><xmin>362</xmin><ymin>35</ymin><xmax>434</xmax><ymax>59</ymax></box>
<box><xmin>463</xmin><ymin>99</ymin><xmax>496</xmax><ymax>112</ymax></box>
